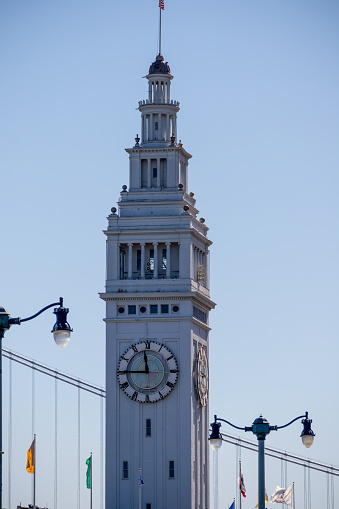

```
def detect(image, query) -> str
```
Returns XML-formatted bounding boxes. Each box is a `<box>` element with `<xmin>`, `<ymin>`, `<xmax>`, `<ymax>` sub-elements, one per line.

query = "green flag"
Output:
<box><xmin>86</xmin><ymin>456</ymin><xmax>91</xmax><ymax>489</ymax></box>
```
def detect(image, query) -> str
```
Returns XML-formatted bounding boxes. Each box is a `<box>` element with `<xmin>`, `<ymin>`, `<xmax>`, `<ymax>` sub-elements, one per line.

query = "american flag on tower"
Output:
<box><xmin>159</xmin><ymin>0</ymin><xmax>164</xmax><ymax>10</ymax></box>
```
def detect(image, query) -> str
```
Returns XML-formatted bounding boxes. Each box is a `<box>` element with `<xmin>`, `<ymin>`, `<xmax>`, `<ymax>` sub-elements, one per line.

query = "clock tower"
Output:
<box><xmin>101</xmin><ymin>52</ymin><xmax>215</xmax><ymax>509</ymax></box>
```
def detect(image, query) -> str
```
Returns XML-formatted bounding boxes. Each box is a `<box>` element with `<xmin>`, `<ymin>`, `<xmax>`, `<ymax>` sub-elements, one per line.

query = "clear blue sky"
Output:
<box><xmin>1</xmin><ymin>0</ymin><xmax>338</xmax><ymax>507</ymax></box>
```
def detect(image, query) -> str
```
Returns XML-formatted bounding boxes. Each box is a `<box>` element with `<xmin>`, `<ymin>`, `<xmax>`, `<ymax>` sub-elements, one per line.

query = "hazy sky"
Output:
<box><xmin>1</xmin><ymin>0</ymin><xmax>338</xmax><ymax>508</ymax></box>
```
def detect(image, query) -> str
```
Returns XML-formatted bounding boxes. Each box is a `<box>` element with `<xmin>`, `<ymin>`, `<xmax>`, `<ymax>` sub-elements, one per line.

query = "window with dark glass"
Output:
<box><xmin>146</xmin><ymin>504</ymin><xmax>152</xmax><ymax>509</ymax></box>
<box><xmin>153</xmin><ymin>168</ymin><xmax>157</xmax><ymax>178</ymax></box>
<box><xmin>169</xmin><ymin>460</ymin><xmax>175</xmax><ymax>478</ymax></box>
<box><xmin>161</xmin><ymin>304</ymin><xmax>169</xmax><ymax>314</ymax></box>
<box><xmin>137</xmin><ymin>249</ymin><xmax>141</xmax><ymax>270</ymax></box>
<box><xmin>146</xmin><ymin>419</ymin><xmax>151</xmax><ymax>437</ymax></box>
<box><xmin>128</xmin><ymin>305</ymin><xmax>136</xmax><ymax>315</ymax></box>
<box><xmin>122</xmin><ymin>461</ymin><xmax>128</xmax><ymax>479</ymax></box>
<box><xmin>150</xmin><ymin>305</ymin><xmax>158</xmax><ymax>314</ymax></box>
<box><xmin>155</xmin><ymin>121</ymin><xmax>158</xmax><ymax>130</ymax></box>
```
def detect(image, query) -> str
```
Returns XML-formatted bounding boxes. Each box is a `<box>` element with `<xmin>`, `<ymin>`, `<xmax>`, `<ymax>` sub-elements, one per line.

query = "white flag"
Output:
<box><xmin>270</xmin><ymin>485</ymin><xmax>293</xmax><ymax>506</ymax></box>
<box><xmin>283</xmin><ymin>485</ymin><xmax>293</xmax><ymax>506</ymax></box>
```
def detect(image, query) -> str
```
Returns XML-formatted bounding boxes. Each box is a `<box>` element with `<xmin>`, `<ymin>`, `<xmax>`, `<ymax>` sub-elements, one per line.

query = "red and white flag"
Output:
<box><xmin>239</xmin><ymin>473</ymin><xmax>246</xmax><ymax>498</ymax></box>
<box><xmin>159</xmin><ymin>0</ymin><xmax>164</xmax><ymax>9</ymax></box>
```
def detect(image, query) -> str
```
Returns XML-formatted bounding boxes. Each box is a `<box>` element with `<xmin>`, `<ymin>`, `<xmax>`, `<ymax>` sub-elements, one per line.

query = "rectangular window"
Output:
<box><xmin>122</xmin><ymin>461</ymin><xmax>128</xmax><ymax>479</ymax></box>
<box><xmin>137</xmin><ymin>249</ymin><xmax>141</xmax><ymax>270</ymax></box>
<box><xmin>150</xmin><ymin>305</ymin><xmax>158</xmax><ymax>314</ymax></box>
<box><xmin>146</xmin><ymin>504</ymin><xmax>152</xmax><ymax>509</ymax></box>
<box><xmin>146</xmin><ymin>419</ymin><xmax>151</xmax><ymax>437</ymax></box>
<box><xmin>169</xmin><ymin>460</ymin><xmax>175</xmax><ymax>478</ymax></box>
<box><xmin>162</xmin><ymin>248</ymin><xmax>167</xmax><ymax>270</ymax></box>
<box><xmin>128</xmin><ymin>305</ymin><xmax>136</xmax><ymax>315</ymax></box>
<box><xmin>155</xmin><ymin>121</ymin><xmax>158</xmax><ymax>130</ymax></box>
<box><xmin>153</xmin><ymin>168</ymin><xmax>157</xmax><ymax>178</ymax></box>
<box><xmin>161</xmin><ymin>304</ymin><xmax>169</xmax><ymax>314</ymax></box>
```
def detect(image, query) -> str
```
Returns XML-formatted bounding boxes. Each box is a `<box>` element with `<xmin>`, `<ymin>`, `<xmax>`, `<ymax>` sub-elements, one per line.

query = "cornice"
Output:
<box><xmin>103</xmin><ymin>316</ymin><xmax>211</xmax><ymax>332</ymax></box>
<box><xmin>125</xmin><ymin>146</ymin><xmax>192</xmax><ymax>159</ymax></box>
<box><xmin>99</xmin><ymin>291</ymin><xmax>216</xmax><ymax>310</ymax></box>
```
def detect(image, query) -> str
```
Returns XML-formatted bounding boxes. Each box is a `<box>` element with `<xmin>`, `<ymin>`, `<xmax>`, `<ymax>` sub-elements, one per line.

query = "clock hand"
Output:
<box><xmin>117</xmin><ymin>370</ymin><xmax>160</xmax><ymax>374</ymax></box>
<box><xmin>144</xmin><ymin>351</ymin><xmax>149</xmax><ymax>373</ymax></box>
<box><xmin>117</xmin><ymin>370</ymin><xmax>149</xmax><ymax>374</ymax></box>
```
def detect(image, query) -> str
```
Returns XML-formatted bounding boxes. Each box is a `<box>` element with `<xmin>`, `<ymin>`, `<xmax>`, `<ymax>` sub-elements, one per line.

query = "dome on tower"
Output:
<box><xmin>148</xmin><ymin>53</ymin><xmax>171</xmax><ymax>75</ymax></box>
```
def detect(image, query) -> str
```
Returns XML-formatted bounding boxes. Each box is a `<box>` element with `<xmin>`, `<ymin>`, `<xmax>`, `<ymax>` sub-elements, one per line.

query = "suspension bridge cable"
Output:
<box><xmin>2</xmin><ymin>349</ymin><xmax>105</xmax><ymax>398</ymax></box>
<box><xmin>54</xmin><ymin>376</ymin><xmax>58</xmax><ymax>509</ymax></box>
<box><xmin>3</xmin><ymin>348</ymin><xmax>338</xmax><ymax>482</ymax></box>
<box><xmin>8</xmin><ymin>357</ymin><xmax>12</xmax><ymax>509</ymax></box>
<box><xmin>219</xmin><ymin>432</ymin><xmax>339</xmax><ymax>477</ymax></box>
<box><xmin>32</xmin><ymin>362</ymin><xmax>35</xmax><ymax>502</ymax></box>
<box><xmin>100</xmin><ymin>396</ymin><xmax>104</xmax><ymax>509</ymax></box>
<box><xmin>77</xmin><ymin>385</ymin><xmax>81</xmax><ymax>509</ymax></box>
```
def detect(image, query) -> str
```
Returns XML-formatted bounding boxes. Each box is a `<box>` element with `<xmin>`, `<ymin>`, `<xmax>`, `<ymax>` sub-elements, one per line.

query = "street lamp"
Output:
<box><xmin>209</xmin><ymin>412</ymin><xmax>315</xmax><ymax>509</ymax></box>
<box><xmin>0</xmin><ymin>297</ymin><xmax>72</xmax><ymax>509</ymax></box>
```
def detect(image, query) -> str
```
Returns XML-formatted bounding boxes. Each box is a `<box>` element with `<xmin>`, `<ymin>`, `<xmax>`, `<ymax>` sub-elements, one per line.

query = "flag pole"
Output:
<box><xmin>239</xmin><ymin>461</ymin><xmax>241</xmax><ymax>509</ymax></box>
<box><xmin>159</xmin><ymin>3</ymin><xmax>162</xmax><ymax>55</ymax></box>
<box><xmin>90</xmin><ymin>452</ymin><xmax>93</xmax><ymax>509</ymax></box>
<box><xmin>139</xmin><ymin>467</ymin><xmax>142</xmax><ymax>509</ymax></box>
<box><xmin>33</xmin><ymin>434</ymin><xmax>36</xmax><ymax>509</ymax></box>
<box><xmin>292</xmin><ymin>482</ymin><xmax>295</xmax><ymax>509</ymax></box>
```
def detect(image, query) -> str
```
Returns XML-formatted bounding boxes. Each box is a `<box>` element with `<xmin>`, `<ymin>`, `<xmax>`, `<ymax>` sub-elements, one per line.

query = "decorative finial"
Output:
<box><xmin>111</xmin><ymin>207</ymin><xmax>117</xmax><ymax>214</ymax></box>
<box><xmin>135</xmin><ymin>134</ymin><xmax>140</xmax><ymax>147</ymax></box>
<box><xmin>122</xmin><ymin>185</ymin><xmax>127</xmax><ymax>192</ymax></box>
<box><xmin>170</xmin><ymin>133</ymin><xmax>176</xmax><ymax>146</ymax></box>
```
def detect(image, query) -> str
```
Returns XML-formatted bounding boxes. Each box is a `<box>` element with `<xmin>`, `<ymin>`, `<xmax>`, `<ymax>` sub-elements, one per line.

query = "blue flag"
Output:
<box><xmin>138</xmin><ymin>476</ymin><xmax>145</xmax><ymax>486</ymax></box>
<box><xmin>229</xmin><ymin>502</ymin><xmax>235</xmax><ymax>509</ymax></box>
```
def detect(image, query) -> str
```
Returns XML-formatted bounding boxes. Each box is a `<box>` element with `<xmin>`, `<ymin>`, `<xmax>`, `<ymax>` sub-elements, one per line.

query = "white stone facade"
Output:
<box><xmin>101</xmin><ymin>53</ymin><xmax>215</xmax><ymax>509</ymax></box>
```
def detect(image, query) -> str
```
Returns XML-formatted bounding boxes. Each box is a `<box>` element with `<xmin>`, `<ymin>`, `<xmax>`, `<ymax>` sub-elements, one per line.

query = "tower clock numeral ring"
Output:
<box><xmin>117</xmin><ymin>341</ymin><xmax>178</xmax><ymax>403</ymax></box>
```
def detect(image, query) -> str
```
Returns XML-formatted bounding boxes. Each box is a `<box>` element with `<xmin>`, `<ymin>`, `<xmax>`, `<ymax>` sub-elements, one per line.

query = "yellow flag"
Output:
<box><xmin>26</xmin><ymin>438</ymin><xmax>35</xmax><ymax>474</ymax></box>
<box><xmin>255</xmin><ymin>489</ymin><xmax>268</xmax><ymax>507</ymax></box>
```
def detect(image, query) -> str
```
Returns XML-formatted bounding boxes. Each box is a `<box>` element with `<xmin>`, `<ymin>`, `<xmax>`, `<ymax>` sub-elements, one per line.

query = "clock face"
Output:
<box><xmin>117</xmin><ymin>341</ymin><xmax>178</xmax><ymax>403</ymax></box>
<box><xmin>194</xmin><ymin>346</ymin><xmax>209</xmax><ymax>407</ymax></box>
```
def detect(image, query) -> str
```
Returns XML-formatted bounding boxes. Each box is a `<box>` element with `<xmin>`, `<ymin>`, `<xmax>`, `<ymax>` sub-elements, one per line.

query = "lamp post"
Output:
<box><xmin>209</xmin><ymin>412</ymin><xmax>315</xmax><ymax>509</ymax></box>
<box><xmin>0</xmin><ymin>297</ymin><xmax>72</xmax><ymax>509</ymax></box>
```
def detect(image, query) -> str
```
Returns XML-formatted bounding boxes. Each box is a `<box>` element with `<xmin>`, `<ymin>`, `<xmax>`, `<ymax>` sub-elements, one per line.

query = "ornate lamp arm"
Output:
<box><xmin>8</xmin><ymin>297</ymin><xmax>64</xmax><ymax>325</ymax></box>
<box><xmin>276</xmin><ymin>412</ymin><xmax>308</xmax><ymax>430</ymax></box>
<box><xmin>213</xmin><ymin>415</ymin><xmax>246</xmax><ymax>431</ymax></box>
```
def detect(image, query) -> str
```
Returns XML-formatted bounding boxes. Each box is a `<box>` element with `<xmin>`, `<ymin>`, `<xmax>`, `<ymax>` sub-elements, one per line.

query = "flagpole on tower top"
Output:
<box><xmin>159</xmin><ymin>4</ymin><xmax>161</xmax><ymax>55</ymax></box>
<box><xmin>158</xmin><ymin>0</ymin><xmax>164</xmax><ymax>55</ymax></box>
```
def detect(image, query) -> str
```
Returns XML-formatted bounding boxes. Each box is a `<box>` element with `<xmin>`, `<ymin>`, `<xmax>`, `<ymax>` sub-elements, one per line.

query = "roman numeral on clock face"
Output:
<box><xmin>120</xmin><ymin>382</ymin><xmax>129</xmax><ymax>389</ymax></box>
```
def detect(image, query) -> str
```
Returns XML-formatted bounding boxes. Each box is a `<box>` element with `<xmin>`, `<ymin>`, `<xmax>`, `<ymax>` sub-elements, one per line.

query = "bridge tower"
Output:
<box><xmin>101</xmin><ymin>52</ymin><xmax>215</xmax><ymax>509</ymax></box>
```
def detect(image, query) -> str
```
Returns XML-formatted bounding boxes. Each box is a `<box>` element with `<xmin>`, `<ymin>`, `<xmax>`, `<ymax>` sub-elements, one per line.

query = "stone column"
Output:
<box><xmin>166</xmin><ymin>242</ymin><xmax>171</xmax><ymax>278</ymax></box>
<box><xmin>141</xmin><ymin>243</ymin><xmax>146</xmax><ymax>279</ymax></box>
<box><xmin>205</xmin><ymin>250</ymin><xmax>209</xmax><ymax>289</ymax></box>
<box><xmin>128</xmin><ymin>243</ymin><xmax>133</xmax><ymax>279</ymax></box>
<box><xmin>166</xmin><ymin>114</ymin><xmax>170</xmax><ymax>141</ymax></box>
<box><xmin>153</xmin><ymin>242</ymin><xmax>158</xmax><ymax>279</ymax></box>
<box><xmin>150</xmin><ymin>113</ymin><xmax>154</xmax><ymax>140</ymax></box>
<box><xmin>173</xmin><ymin>114</ymin><xmax>177</xmax><ymax>139</ymax></box>
<box><xmin>147</xmin><ymin>159</ymin><xmax>151</xmax><ymax>188</ymax></box>
<box><xmin>157</xmin><ymin>158</ymin><xmax>161</xmax><ymax>187</ymax></box>
<box><xmin>141</xmin><ymin>115</ymin><xmax>145</xmax><ymax>143</ymax></box>
<box><xmin>158</xmin><ymin>113</ymin><xmax>162</xmax><ymax>141</ymax></box>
